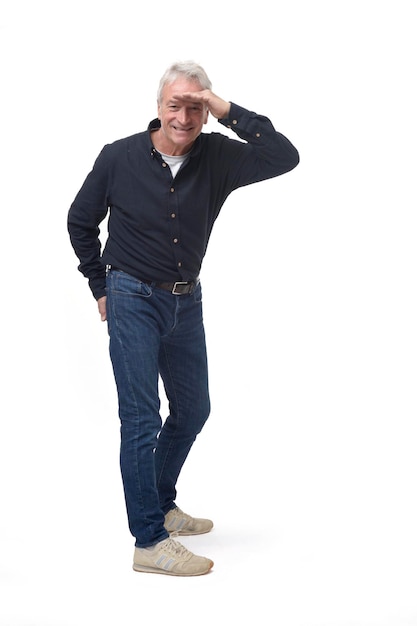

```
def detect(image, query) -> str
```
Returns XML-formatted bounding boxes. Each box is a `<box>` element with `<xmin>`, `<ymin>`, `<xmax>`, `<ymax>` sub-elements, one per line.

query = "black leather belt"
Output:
<box><xmin>108</xmin><ymin>267</ymin><xmax>196</xmax><ymax>295</ymax></box>
<box><xmin>153</xmin><ymin>281</ymin><xmax>196</xmax><ymax>295</ymax></box>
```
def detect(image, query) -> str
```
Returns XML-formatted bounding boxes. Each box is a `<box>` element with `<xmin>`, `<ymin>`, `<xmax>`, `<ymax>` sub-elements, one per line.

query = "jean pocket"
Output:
<box><xmin>193</xmin><ymin>281</ymin><xmax>203</xmax><ymax>303</ymax></box>
<box><xmin>108</xmin><ymin>270</ymin><xmax>153</xmax><ymax>298</ymax></box>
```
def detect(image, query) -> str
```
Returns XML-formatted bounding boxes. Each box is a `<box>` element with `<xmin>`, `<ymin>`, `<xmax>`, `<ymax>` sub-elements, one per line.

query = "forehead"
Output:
<box><xmin>161</xmin><ymin>77</ymin><xmax>202</xmax><ymax>101</ymax></box>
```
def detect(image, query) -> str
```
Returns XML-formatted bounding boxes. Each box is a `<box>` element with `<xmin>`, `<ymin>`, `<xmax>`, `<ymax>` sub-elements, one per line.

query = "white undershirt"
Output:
<box><xmin>159</xmin><ymin>151</ymin><xmax>191</xmax><ymax>178</ymax></box>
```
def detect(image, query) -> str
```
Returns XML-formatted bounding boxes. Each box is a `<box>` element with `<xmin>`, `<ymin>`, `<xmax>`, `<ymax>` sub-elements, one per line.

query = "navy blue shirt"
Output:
<box><xmin>68</xmin><ymin>102</ymin><xmax>299</xmax><ymax>299</ymax></box>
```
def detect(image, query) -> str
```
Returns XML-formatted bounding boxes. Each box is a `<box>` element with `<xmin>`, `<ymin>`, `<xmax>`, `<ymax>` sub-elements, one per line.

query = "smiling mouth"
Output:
<box><xmin>172</xmin><ymin>125</ymin><xmax>192</xmax><ymax>132</ymax></box>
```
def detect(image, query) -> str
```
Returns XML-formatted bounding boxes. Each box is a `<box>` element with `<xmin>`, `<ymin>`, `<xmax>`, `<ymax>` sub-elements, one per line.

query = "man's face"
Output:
<box><xmin>157</xmin><ymin>78</ymin><xmax>209</xmax><ymax>155</ymax></box>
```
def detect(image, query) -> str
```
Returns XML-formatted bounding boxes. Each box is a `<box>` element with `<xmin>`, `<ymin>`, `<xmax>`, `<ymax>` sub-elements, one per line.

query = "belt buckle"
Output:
<box><xmin>172</xmin><ymin>281</ymin><xmax>189</xmax><ymax>295</ymax></box>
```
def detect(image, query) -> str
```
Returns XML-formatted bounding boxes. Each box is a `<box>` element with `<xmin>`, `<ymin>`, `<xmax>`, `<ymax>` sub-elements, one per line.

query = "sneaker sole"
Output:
<box><xmin>133</xmin><ymin>560</ymin><xmax>214</xmax><ymax>576</ymax></box>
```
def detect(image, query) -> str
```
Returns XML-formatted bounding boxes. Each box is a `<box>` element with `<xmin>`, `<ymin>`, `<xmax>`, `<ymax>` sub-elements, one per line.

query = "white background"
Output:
<box><xmin>1</xmin><ymin>1</ymin><xmax>416</xmax><ymax>624</ymax></box>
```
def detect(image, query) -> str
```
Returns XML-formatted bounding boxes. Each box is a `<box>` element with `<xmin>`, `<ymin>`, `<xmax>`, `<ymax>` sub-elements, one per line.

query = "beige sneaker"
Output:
<box><xmin>164</xmin><ymin>506</ymin><xmax>214</xmax><ymax>536</ymax></box>
<box><xmin>133</xmin><ymin>537</ymin><xmax>213</xmax><ymax>576</ymax></box>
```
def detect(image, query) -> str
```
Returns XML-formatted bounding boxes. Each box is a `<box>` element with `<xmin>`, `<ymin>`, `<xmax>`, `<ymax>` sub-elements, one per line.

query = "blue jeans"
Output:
<box><xmin>106</xmin><ymin>269</ymin><xmax>210</xmax><ymax>548</ymax></box>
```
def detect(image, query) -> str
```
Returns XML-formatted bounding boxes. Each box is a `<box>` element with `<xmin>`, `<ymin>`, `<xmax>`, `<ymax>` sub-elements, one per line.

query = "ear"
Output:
<box><xmin>203</xmin><ymin>108</ymin><xmax>209</xmax><ymax>124</ymax></box>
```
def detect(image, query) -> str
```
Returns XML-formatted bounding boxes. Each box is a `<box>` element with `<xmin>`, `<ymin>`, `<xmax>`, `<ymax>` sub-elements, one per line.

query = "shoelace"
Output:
<box><xmin>163</xmin><ymin>538</ymin><xmax>191</xmax><ymax>558</ymax></box>
<box><xmin>170</xmin><ymin>507</ymin><xmax>192</xmax><ymax>525</ymax></box>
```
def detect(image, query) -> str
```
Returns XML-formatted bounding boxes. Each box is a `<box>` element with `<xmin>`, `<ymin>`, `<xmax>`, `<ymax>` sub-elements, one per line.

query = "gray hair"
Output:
<box><xmin>157</xmin><ymin>61</ymin><xmax>212</xmax><ymax>103</ymax></box>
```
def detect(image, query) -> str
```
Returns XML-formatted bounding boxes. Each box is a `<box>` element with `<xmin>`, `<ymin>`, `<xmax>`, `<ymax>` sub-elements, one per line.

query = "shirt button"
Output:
<box><xmin>162</xmin><ymin>162</ymin><xmax>167</xmax><ymax>167</ymax></box>
<box><xmin>173</xmin><ymin>238</ymin><xmax>178</xmax><ymax>243</ymax></box>
<box><xmin>232</xmin><ymin>119</ymin><xmax>238</xmax><ymax>125</ymax></box>
<box><xmin>170</xmin><ymin>187</ymin><xmax>175</xmax><ymax>192</ymax></box>
<box><xmin>171</xmin><ymin>213</ymin><xmax>176</xmax><ymax>218</ymax></box>
<box><xmin>178</xmin><ymin>261</ymin><xmax>182</xmax><ymax>268</ymax></box>
<box><xmin>256</xmin><ymin>132</ymin><xmax>261</xmax><ymax>137</ymax></box>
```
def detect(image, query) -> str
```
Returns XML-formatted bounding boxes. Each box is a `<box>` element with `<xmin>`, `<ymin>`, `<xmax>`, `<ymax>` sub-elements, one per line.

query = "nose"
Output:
<box><xmin>177</xmin><ymin>107</ymin><xmax>190</xmax><ymax>125</ymax></box>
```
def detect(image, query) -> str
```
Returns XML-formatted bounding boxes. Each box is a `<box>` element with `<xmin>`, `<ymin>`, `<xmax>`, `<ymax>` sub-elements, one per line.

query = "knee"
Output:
<box><xmin>194</xmin><ymin>396</ymin><xmax>211</xmax><ymax>434</ymax></box>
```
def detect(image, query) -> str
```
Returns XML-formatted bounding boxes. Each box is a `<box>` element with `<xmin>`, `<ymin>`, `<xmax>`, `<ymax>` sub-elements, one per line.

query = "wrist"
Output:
<box><xmin>217</xmin><ymin>101</ymin><xmax>231</xmax><ymax>120</ymax></box>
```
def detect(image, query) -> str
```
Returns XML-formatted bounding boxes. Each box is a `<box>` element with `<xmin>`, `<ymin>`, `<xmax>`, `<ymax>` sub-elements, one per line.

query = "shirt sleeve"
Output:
<box><xmin>67</xmin><ymin>146</ymin><xmax>112</xmax><ymax>300</ymax></box>
<box><xmin>217</xmin><ymin>102</ymin><xmax>299</xmax><ymax>188</ymax></box>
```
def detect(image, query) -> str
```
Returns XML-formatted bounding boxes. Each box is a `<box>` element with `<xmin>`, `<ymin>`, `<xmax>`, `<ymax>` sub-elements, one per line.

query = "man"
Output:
<box><xmin>68</xmin><ymin>61</ymin><xmax>299</xmax><ymax>576</ymax></box>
